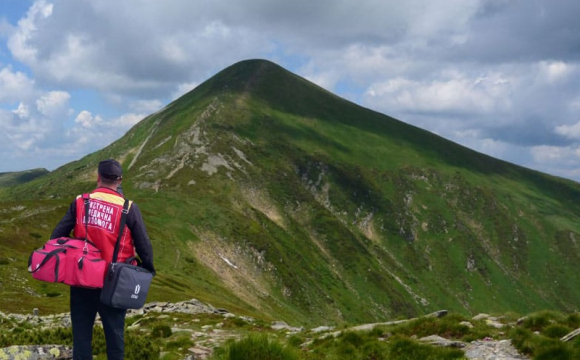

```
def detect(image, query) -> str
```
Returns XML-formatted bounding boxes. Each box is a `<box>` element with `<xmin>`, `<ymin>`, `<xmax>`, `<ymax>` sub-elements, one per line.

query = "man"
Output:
<box><xmin>51</xmin><ymin>159</ymin><xmax>155</xmax><ymax>360</ymax></box>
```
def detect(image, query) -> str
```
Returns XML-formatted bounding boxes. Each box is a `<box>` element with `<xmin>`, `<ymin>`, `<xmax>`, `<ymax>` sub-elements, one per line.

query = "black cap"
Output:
<box><xmin>98</xmin><ymin>159</ymin><xmax>123</xmax><ymax>180</ymax></box>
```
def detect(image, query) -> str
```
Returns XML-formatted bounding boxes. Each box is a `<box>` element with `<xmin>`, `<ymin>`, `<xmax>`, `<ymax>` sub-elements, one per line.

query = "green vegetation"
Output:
<box><xmin>210</xmin><ymin>334</ymin><xmax>300</xmax><ymax>360</ymax></box>
<box><xmin>510</xmin><ymin>311</ymin><xmax>580</xmax><ymax>360</ymax></box>
<box><xmin>1</xmin><ymin>59</ymin><xmax>579</xmax><ymax>327</ymax></box>
<box><xmin>0</xmin><ymin>168</ymin><xmax>48</xmax><ymax>188</ymax></box>
<box><xmin>5</xmin><ymin>310</ymin><xmax>578</xmax><ymax>359</ymax></box>
<box><xmin>0</xmin><ymin>326</ymin><xmax>158</xmax><ymax>360</ymax></box>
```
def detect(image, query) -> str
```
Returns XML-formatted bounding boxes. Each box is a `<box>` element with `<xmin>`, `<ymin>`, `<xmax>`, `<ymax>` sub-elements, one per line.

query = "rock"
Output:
<box><xmin>561</xmin><ymin>328</ymin><xmax>580</xmax><ymax>342</ymax></box>
<box><xmin>426</xmin><ymin>310</ymin><xmax>448</xmax><ymax>318</ymax></box>
<box><xmin>485</xmin><ymin>319</ymin><xmax>505</xmax><ymax>329</ymax></box>
<box><xmin>238</xmin><ymin>316</ymin><xmax>255</xmax><ymax>323</ymax></box>
<box><xmin>419</xmin><ymin>335</ymin><xmax>466</xmax><ymax>348</ymax></box>
<box><xmin>472</xmin><ymin>313</ymin><xmax>491</xmax><ymax>321</ymax></box>
<box><xmin>188</xmin><ymin>345</ymin><xmax>213</xmax><ymax>359</ymax></box>
<box><xmin>271</xmin><ymin>321</ymin><xmax>289</xmax><ymax>330</ymax></box>
<box><xmin>271</xmin><ymin>321</ymin><xmax>303</xmax><ymax>332</ymax></box>
<box><xmin>460</xmin><ymin>321</ymin><xmax>474</xmax><ymax>328</ymax></box>
<box><xmin>311</xmin><ymin>326</ymin><xmax>334</xmax><ymax>333</ymax></box>
<box><xmin>472</xmin><ymin>314</ymin><xmax>505</xmax><ymax>329</ymax></box>
<box><xmin>0</xmin><ymin>345</ymin><xmax>72</xmax><ymax>359</ymax></box>
<box><xmin>463</xmin><ymin>339</ymin><xmax>530</xmax><ymax>360</ymax></box>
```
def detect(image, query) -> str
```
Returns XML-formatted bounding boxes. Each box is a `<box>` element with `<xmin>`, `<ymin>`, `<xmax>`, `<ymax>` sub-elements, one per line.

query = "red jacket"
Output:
<box><xmin>73</xmin><ymin>188</ymin><xmax>135</xmax><ymax>264</ymax></box>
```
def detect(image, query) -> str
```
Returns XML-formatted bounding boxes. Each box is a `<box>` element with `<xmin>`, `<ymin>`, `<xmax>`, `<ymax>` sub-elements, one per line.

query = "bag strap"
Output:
<box><xmin>82</xmin><ymin>193</ymin><xmax>91</xmax><ymax>253</ymax></box>
<box><xmin>82</xmin><ymin>193</ymin><xmax>90</xmax><ymax>241</ymax></box>
<box><xmin>111</xmin><ymin>199</ymin><xmax>130</xmax><ymax>266</ymax></box>
<box><xmin>28</xmin><ymin>248</ymin><xmax>67</xmax><ymax>273</ymax></box>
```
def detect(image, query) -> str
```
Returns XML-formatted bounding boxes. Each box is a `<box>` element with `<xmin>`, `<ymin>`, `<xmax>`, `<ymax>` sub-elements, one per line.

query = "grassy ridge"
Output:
<box><xmin>1</xmin><ymin>59</ymin><xmax>579</xmax><ymax>326</ymax></box>
<box><xmin>0</xmin><ymin>169</ymin><xmax>48</xmax><ymax>188</ymax></box>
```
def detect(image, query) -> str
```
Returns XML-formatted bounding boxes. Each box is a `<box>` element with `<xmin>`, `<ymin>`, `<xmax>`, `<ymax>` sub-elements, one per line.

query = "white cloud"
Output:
<box><xmin>538</xmin><ymin>61</ymin><xmax>575</xmax><ymax>84</ymax></box>
<box><xmin>36</xmin><ymin>91</ymin><xmax>71</xmax><ymax>118</ymax></box>
<box><xmin>0</xmin><ymin>66</ymin><xmax>36</xmax><ymax>102</ymax></box>
<box><xmin>74</xmin><ymin>110</ymin><xmax>102</xmax><ymax>128</ymax></box>
<box><xmin>2</xmin><ymin>0</ymin><xmax>580</xmax><ymax>181</ymax></box>
<box><xmin>364</xmin><ymin>70</ymin><xmax>512</xmax><ymax>115</ymax></box>
<box><xmin>554</xmin><ymin>122</ymin><xmax>580</xmax><ymax>140</ymax></box>
<box><xmin>7</xmin><ymin>0</ymin><xmax>53</xmax><ymax>64</ymax></box>
<box><xmin>12</xmin><ymin>102</ymin><xmax>30</xmax><ymax>118</ymax></box>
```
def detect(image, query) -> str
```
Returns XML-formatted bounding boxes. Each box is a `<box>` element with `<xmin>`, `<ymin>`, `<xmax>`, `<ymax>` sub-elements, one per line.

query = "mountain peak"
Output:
<box><xmin>4</xmin><ymin>60</ymin><xmax>580</xmax><ymax>325</ymax></box>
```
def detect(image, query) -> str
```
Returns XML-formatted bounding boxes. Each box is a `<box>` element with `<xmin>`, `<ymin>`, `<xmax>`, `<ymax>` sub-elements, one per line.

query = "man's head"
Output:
<box><xmin>98</xmin><ymin>159</ymin><xmax>123</xmax><ymax>189</ymax></box>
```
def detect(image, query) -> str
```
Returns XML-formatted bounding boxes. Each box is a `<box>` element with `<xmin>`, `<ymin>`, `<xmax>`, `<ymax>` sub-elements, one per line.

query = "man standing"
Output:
<box><xmin>51</xmin><ymin>159</ymin><xmax>155</xmax><ymax>360</ymax></box>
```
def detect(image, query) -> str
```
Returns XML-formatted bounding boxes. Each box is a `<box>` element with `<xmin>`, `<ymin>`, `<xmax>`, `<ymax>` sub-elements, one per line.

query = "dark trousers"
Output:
<box><xmin>70</xmin><ymin>287</ymin><xmax>127</xmax><ymax>360</ymax></box>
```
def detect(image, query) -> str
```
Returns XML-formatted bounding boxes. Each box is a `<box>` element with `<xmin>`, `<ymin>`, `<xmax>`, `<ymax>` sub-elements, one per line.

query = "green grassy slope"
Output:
<box><xmin>1</xmin><ymin>60</ymin><xmax>579</xmax><ymax>326</ymax></box>
<box><xmin>0</xmin><ymin>169</ymin><xmax>49</xmax><ymax>188</ymax></box>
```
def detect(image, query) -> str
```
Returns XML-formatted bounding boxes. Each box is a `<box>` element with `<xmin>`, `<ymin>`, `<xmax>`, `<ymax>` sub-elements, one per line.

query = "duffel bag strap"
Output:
<box><xmin>109</xmin><ymin>199</ymin><xmax>130</xmax><ymax>276</ymax></box>
<box><xmin>82</xmin><ymin>193</ymin><xmax>90</xmax><ymax>253</ymax></box>
<box><xmin>28</xmin><ymin>248</ymin><xmax>67</xmax><ymax>273</ymax></box>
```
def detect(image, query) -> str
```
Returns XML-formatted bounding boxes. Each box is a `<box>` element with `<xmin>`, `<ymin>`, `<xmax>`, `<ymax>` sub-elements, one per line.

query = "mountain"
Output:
<box><xmin>0</xmin><ymin>168</ymin><xmax>49</xmax><ymax>188</ymax></box>
<box><xmin>1</xmin><ymin>59</ymin><xmax>579</xmax><ymax>325</ymax></box>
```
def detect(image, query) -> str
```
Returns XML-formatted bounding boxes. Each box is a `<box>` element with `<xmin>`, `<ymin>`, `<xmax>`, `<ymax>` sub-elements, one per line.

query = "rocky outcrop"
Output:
<box><xmin>0</xmin><ymin>302</ymin><xmax>548</xmax><ymax>360</ymax></box>
<box><xmin>463</xmin><ymin>340</ymin><xmax>529</xmax><ymax>360</ymax></box>
<box><xmin>0</xmin><ymin>345</ymin><xmax>72</xmax><ymax>360</ymax></box>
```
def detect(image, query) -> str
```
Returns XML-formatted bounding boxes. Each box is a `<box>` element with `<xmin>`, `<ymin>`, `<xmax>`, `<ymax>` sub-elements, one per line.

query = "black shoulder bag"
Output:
<box><xmin>100</xmin><ymin>199</ymin><xmax>153</xmax><ymax>309</ymax></box>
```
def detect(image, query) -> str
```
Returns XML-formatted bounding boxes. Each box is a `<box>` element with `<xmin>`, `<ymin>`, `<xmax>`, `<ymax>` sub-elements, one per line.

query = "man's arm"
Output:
<box><xmin>127</xmin><ymin>203</ymin><xmax>156</xmax><ymax>275</ymax></box>
<box><xmin>50</xmin><ymin>201</ymin><xmax>77</xmax><ymax>239</ymax></box>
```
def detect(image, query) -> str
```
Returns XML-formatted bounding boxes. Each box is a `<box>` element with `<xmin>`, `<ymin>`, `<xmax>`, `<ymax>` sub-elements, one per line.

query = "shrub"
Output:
<box><xmin>164</xmin><ymin>336</ymin><xmax>195</xmax><ymax>351</ymax></box>
<box><xmin>210</xmin><ymin>334</ymin><xmax>299</xmax><ymax>360</ymax></box>
<box><xmin>224</xmin><ymin>317</ymin><xmax>248</xmax><ymax>329</ymax></box>
<box><xmin>151</xmin><ymin>325</ymin><xmax>173</xmax><ymax>339</ymax></box>
<box><xmin>509</xmin><ymin>328</ymin><xmax>536</xmax><ymax>356</ymax></box>
<box><xmin>389</xmin><ymin>315</ymin><xmax>470</xmax><ymax>339</ymax></box>
<box><xmin>388</xmin><ymin>336</ymin><xmax>466</xmax><ymax>360</ymax></box>
<box><xmin>566</xmin><ymin>313</ymin><xmax>580</xmax><ymax>328</ymax></box>
<box><xmin>534</xmin><ymin>338</ymin><xmax>574</xmax><ymax>360</ymax></box>
<box><xmin>339</xmin><ymin>331</ymin><xmax>364</xmax><ymax>347</ymax></box>
<box><xmin>542</xmin><ymin>324</ymin><xmax>571</xmax><ymax>339</ymax></box>
<box><xmin>521</xmin><ymin>311</ymin><xmax>563</xmax><ymax>332</ymax></box>
<box><xmin>125</xmin><ymin>331</ymin><xmax>159</xmax><ymax>360</ymax></box>
<box><xmin>286</xmin><ymin>335</ymin><xmax>303</xmax><ymax>348</ymax></box>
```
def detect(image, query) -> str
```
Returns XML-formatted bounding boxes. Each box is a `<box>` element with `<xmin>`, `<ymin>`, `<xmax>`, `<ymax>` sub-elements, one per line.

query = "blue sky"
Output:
<box><xmin>1</xmin><ymin>0</ymin><xmax>580</xmax><ymax>181</ymax></box>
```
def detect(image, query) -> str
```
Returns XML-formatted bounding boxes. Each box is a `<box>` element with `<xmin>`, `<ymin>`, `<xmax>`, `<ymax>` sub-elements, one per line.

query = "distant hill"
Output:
<box><xmin>1</xmin><ymin>59</ymin><xmax>579</xmax><ymax>326</ymax></box>
<box><xmin>0</xmin><ymin>168</ymin><xmax>48</xmax><ymax>188</ymax></box>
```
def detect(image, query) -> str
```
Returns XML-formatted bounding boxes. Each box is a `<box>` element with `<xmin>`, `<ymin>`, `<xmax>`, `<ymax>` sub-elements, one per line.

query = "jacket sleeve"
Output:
<box><xmin>127</xmin><ymin>203</ymin><xmax>156</xmax><ymax>275</ymax></box>
<box><xmin>50</xmin><ymin>201</ymin><xmax>77</xmax><ymax>239</ymax></box>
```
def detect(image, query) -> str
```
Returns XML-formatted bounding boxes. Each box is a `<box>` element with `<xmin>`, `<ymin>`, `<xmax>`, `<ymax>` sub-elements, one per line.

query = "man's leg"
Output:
<box><xmin>70</xmin><ymin>287</ymin><xmax>98</xmax><ymax>360</ymax></box>
<box><xmin>97</xmin><ymin>299</ymin><xmax>127</xmax><ymax>360</ymax></box>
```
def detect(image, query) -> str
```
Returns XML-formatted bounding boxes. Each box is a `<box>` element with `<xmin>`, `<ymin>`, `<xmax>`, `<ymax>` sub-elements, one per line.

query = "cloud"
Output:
<box><xmin>6</xmin><ymin>0</ymin><xmax>271</xmax><ymax>98</ymax></box>
<box><xmin>555</xmin><ymin>122</ymin><xmax>580</xmax><ymax>141</ymax></box>
<box><xmin>36</xmin><ymin>90</ymin><xmax>71</xmax><ymax>118</ymax></box>
<box><xmin>0</xmin><ymin>66</ymin><xmax>36</xmax><ymax>102</ymax></box>
<box><xmin>74</xmin><ymin>110</ymin><xmax>102</xmax><ymax>128</ymax></box>
<box><xmin>2</xmin><ymin>0</ymin><xmax>580</xmax><ymax>181</ymax></box>
<box><xmin>7</xmin><ymin>0</ymin><xmax>53</xmax><ymax>64</ymax></box>
<box><xmin>364</xmin><ymin>71</ymin><xmax>512</xmax><ymax>116</ymax></box>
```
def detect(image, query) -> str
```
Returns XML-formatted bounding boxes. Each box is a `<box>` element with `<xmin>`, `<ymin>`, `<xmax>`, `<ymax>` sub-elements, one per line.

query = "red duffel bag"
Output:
<box><xmin>28</xmin><ymin>237</ymin><xmax>107</xmax><ymax>288</ymax></box>
<box><xmin>28</xmin><ymin>194</ymin><xmax>108</xmax><ymax>288</ymax></box>
<box><xmin>28</xmin><ymin>238</ymin><xmax>68</xmax><ymax>283</ymax></box>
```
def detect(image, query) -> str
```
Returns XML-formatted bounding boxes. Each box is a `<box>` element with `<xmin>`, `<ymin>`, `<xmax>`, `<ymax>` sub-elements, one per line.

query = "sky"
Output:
<box><xmin>1</xmin><ymin>1</ymin><xmax>580</xmax><ymax>181</ymax></box>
